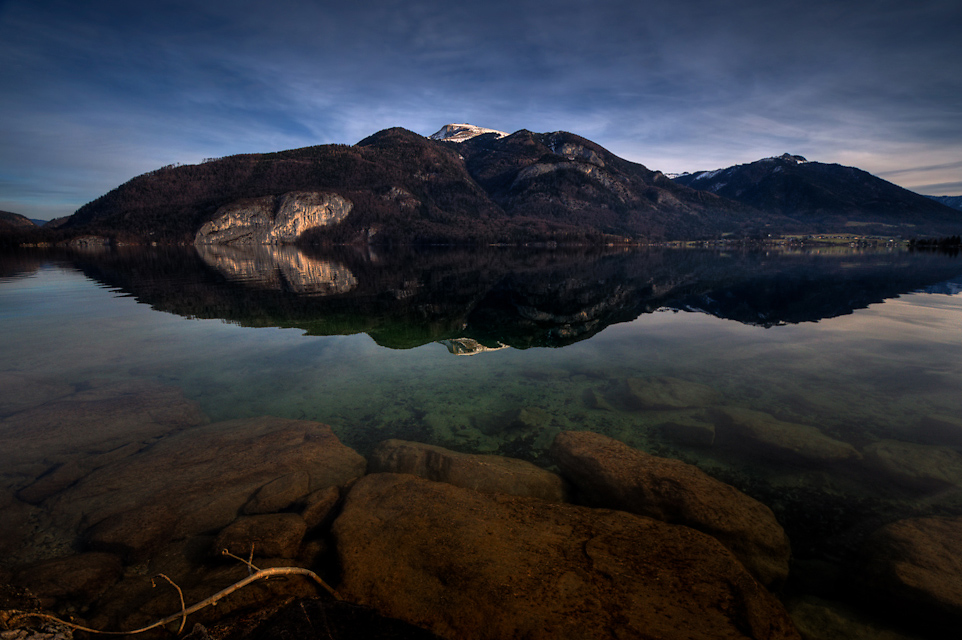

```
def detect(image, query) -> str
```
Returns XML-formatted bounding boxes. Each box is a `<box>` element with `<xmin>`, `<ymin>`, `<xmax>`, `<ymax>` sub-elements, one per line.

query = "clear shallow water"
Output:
<box><xmin>2</xmin><ymin>245</ymin><xmax>962</xmax><ymax>636</ymax></box>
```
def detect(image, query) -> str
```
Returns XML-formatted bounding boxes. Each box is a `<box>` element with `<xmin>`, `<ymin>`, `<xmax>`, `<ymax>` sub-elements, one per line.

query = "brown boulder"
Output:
<box><xmin>551</xmin><ymin>430</ymin><xmax>790</xmax><ymax>588</ymax></box>
<box><xmin>214</xmin><ymin>514</ymin><xmax>307</xmax><ymax>559</ymax></box>
<box><xmin>860</xmin><ymin>515</ymin><xmax>962</xmax><ymax>622</ymax></box>
<box><xmin>300</xmin><ymin>485</ymin><xmax>341</xmax><ymax>530</ymax></box>
<box><xmin>46</xmin><ymin>416</ymin><xmax>365</xmax><ymax>559</ymax></box>
<box><xmin>369</xmin><ymin>439</ymin><xmax>566</xmax><ymax>502</ymax></box>
<box><xmin>333</xmin><ymin>473</ymin><xmax>800</xmax><ymax>640</ymax></box>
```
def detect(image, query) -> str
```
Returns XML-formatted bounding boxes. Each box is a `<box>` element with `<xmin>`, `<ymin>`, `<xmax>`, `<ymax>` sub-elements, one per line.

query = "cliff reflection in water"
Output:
<box><xmin>195</xmin><ymin>244</ymin><xmax>358</xmax><ymax>296</ymax></box>
<box><xmin>71</xmin><ymin>244</ymin><xmax>962</xmax><ymax>351</ymax></box>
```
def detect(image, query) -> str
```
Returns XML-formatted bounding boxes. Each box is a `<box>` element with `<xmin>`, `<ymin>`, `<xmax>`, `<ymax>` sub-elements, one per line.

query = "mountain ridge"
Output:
<box><xmin>57</xmin><ymin>126</ymin><xmax>775</xmax><ymax>244</ymax></box>
<box><xmin>29</xmin><ymin>126</ymin><xmax>962</xmax><ymax>245</ymax></box>
<box><xmin>673</xmin><ymin>154</ymin><xmax>960</xmax><ymax>235</ymax></box>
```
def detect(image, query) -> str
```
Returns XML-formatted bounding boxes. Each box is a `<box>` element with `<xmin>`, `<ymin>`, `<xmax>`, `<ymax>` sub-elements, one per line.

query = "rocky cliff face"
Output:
<box><xmin>195</xmin><ymin>191</ymin><xmax>352</xmax><ymax>245</ymax></box>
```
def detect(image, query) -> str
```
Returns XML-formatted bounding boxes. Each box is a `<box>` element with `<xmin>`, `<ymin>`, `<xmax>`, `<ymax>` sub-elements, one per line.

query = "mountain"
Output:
<box><xmin>673</xmin><ymin>154</ymin><xmax>961</xmax><ymax>235</ymax></box>
<box><xmin>429</xmin><ymin>123</ymin><xmax>508</xmax><ymax>143</ymax></box>
<box><xmin>448</xmin><ymin>129</ymin><xmax>779</xmax><ymax>240</ymax></box>
<box><xmin>0</xmin><ymin>210</ymin><xmax>37</xmax><ymax>230</ymax></box>
<box><xmin>928</xmin><ymin>195</ymin><xmax>962</xmax><ymax>212</ymax></box>
<box><xmin>47</xmin><ymin>129</ymin><xmax>962</xmax><ymax>245</ymax></box>
<box><xmin>60</xmin><ymin>125</ymin><xmax>776</xmax><ymax>244</ymax></box>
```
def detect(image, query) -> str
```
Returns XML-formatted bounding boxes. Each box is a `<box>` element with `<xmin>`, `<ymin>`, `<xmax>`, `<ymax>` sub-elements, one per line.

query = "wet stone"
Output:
<box><xmin>333</xmin><ymin>473</ymin><xmax>800</xmax><ymax>640</ymax></box>
<box><xmin>47</xmin><ymin>416</ymin><xmax>365</xmax><ymax>560</ymax></box>
<box><xmin>551</xmin><ymin>430</ymin><xmax>791</xmax><ymax>588</ymax></box>
<box><xmin>369</xmin><ymin>439</ymin><xmax>567</xmax><ymax>502</ymax></box>
<box><xmin>243</xmin><ymin>470</ymin><xmax>311</xmax><ymax>514</ymax></box>
<box><xmin>214</xmin><ymin>513</ymin><xmax>308</xmax><ymax>559</ymax></box>
<box><xmin>300</xmin><ymin>485</ymin><xmax>341</xmax><ymax>530</ymax></box>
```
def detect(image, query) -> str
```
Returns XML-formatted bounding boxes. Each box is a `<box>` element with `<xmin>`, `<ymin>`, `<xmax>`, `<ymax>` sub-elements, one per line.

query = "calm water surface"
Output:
<box><xmin>1</xmin><ymin>245</ymin><xmax>961</xmax><ymax>635</ymax></box>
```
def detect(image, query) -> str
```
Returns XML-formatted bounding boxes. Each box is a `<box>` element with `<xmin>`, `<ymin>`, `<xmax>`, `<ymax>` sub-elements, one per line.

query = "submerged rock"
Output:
<box><xmin>46</xmin><ymin>416</ymin><xmax>365</xmax><ymax>560</ymax></box>
<box><xmin>11</xmin><ymin>552</ymin><xmax>123</xmax><ymax>608</ymax></box>
<box><xmin>333</xmin><ymin>473</ymin><xmax>800</xmax><ymax>640</ymax></box>
<box><xmin>235</xmin><ymin>598</ymin><xmax>446</xmax><ymax>640</ymax></box>
<box><xmin>917</xmin><ymin>414</ymin><xmax>962</xmax><ymax>448</ymax></box>
<box><xmin>0</xmin><ymin>373</ymin><xmax>74</xmax><ymax>417</ymax></box>
<box><xmin>214</xmin><ymin>513</ymin><xmax>308</xmax><ymax>559</ymax></box>
<box><xmin>625</xmin><ymin>376</ymin><xmax>722</xmax><ymax>410</ymax></box>
<box><xmin>474</xmin><ymin>406</ymin><xmax>552</xmax><ymax>436</ymax></box>
<box><xmin>860</xmin><ymin>515</ymin><xmax>962</xmax><ymax>624</ymax></box>
<box><xmin>0</xmin><ymin>380</ymin><xmax>208</xmax><ymax>471</ymax></box>
<box><xmin>551</xmin><ymin>430</ymin><xmax>790</xmax><ymax>588</ymax></box>
<box><xmin>369</xmin><ymin>439</ymin><xmax>566</xmax><ymax>502</ymax></box>
<box><xmin>787</xmin><ymin>596</ymin><xmax>924</xmax><ymax>640</ymax></box>
<box><xmin>862</xmin><ymin>440</ymin><xmax>962</xmax><ymax>492</ymax></box>
<box><xmin>657</xmin><ymin>409</ymin><xmax>717</xmax><ymax>446</ymax></box>
<box><xmin>300</xmin><ymin>485</ymin><xmax>341</xmax><ymax>530</ymax></box>
<box><xmin>582</xmin><ymin>387</ymin><xmax>615</xmax><ymax>411</ymax></box>
<box><xmin>711</xmin><ymin>406</ymin><xmax>860</xmax><ymax>463</ymax></box>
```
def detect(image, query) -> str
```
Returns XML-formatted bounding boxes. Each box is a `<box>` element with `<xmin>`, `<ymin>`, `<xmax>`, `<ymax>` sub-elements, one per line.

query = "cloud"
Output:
<box><xmin>1</xmin><ymin>0</ymin><xmax>960</xmax><ymax>218</ymax></box>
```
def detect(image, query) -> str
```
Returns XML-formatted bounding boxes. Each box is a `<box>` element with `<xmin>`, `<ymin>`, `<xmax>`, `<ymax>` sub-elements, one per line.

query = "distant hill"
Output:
<box><xmin>928</xmin><ymin>195</ymin><xmax>962</xmax><ymax>211</ymax></box>
<box><xmin>672</xmin><ymin>154</ymin><xmax>961</xmax><ymax>236</ymax></box>
<box><xmin>0</xmin><ymin>210</ymin><xmax>37</xmax><ymax>230</ymax></box>
<box><xmin>51</xmin><ymin>130</ymin><xmax>962</xmax><ymax>245</ymax></box>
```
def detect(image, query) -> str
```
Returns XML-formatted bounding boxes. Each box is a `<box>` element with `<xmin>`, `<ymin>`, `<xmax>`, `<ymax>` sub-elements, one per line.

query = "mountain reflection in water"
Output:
<box><xmin>69</xmin><ymin>244</ymin><xmax>962</xmax><ymax>350</ymax></box>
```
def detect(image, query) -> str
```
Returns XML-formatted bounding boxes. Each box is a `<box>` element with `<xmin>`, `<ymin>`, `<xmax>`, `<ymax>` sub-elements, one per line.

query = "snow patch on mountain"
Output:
<box><xmin>429</xmin><ymin>124</ymin><xmax>508</xmax><ymax>143</ymax></box>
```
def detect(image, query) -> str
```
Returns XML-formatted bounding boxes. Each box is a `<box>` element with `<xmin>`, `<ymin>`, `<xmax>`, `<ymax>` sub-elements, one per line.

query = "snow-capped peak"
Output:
<box><xmin>771</xmin><ymin>153</ymin><xmax>808</xmax><ymax>163</ymax></box>
<box><xmin>429</xmin><ymin>124</ymin><xmax>508</xmax><ymax>143</ymax></box>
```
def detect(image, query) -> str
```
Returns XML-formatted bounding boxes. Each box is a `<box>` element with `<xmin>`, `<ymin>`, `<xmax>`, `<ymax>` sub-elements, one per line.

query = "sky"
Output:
<box><xmin>1</xmin><ymin>0</ymin><xmax>960</xmax><ymax>221</ymax></box>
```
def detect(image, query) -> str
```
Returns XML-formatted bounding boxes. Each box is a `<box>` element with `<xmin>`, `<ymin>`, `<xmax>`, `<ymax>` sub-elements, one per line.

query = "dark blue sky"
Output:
<box><xmin>2</xmin><ymin>0</ymin><xmax>960</xmax><ymax>220</ymax></box>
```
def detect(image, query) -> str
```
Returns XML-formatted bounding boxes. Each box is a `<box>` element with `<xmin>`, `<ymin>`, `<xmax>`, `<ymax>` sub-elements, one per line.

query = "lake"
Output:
<box><xmin>2</xmin><ymin>243</ymin><xmax>961</xmax><ymax>638</ymax></box>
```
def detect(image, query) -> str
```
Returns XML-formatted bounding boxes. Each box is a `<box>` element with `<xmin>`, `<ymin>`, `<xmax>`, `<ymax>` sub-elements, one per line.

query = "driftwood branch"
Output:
<box><xmin>5</xmin><ymin>562</ymin><xmax>339</xmax><ymax>636</ymax></box>
<box><xmin>152</xmin><ymin>574</ymin><xmax>186</xmax><ymax>635</ymax></box>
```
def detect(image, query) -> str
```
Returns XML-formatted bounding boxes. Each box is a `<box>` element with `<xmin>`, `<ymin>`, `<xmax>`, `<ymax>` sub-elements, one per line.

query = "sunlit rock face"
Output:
<box><xmin>195</xmin><ymin>191</ymin><xmax>352</xmax><ymax>245</ymax></box>
<box><xmin>196</xmin><ymin>244</ymin><xmax>358</xmax><ymax>295</ymax></box>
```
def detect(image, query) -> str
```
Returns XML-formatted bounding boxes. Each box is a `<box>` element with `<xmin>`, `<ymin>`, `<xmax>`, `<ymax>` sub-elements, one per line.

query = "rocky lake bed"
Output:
<box><xmin>2</xmin><ymin>377</ymin><xmax>961</xmax><ymax>640</ymax></box>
